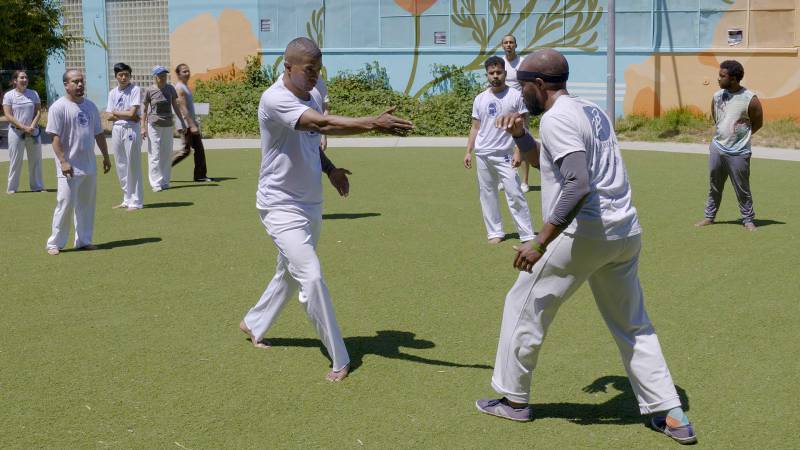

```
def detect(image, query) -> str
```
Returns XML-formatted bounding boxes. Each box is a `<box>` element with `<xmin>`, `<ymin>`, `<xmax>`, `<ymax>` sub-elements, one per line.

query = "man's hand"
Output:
<box><xmin>375</xmin><ymin>107</ymin><xmax>414</xmax><ymax>136</ymax></box>
<box><xmin>513</xmin><ymin>242</ymin><xmax>543</xmax><ymax>273</ymax></box>
<box><xmin>320</xmin><ymin>135</ymin><xmax>328</xmax><ymax>152</ymax></box>
<box><xmin>464</xmin><ymin>152</ymin><xmax>473</xmax><ymax>169</ymax></box>
<box><xmin>511</xmin><ymin>151</ymin><xmax>522</xmax><ymax>168</ymax></box>
<box><xmin>60</xmin><ymin>160</ymin><xmax>74</xmax><ymax>178</ymax></box>
<box><xmin>495</xmin><ymin>112</ymin><xmax>526</xmax><ymax>137</ymax></box>
<box><xmin>327</xmin><ymin>168</ymin><xmax>352</xmax><ymax>197</ymax></box>
<box><xmin>141</xmin><ymin>128</ymin><xmax>148</xmax><ymax>139</ymax></box>
<box><xmin>189</xmin><ymin>125</ymin><xmax>199</xmax><ymax>134</ymax></box>
<box><xmin>102</xmin><ymin>156</ymin><xmax>112</xmax><ymax>174</ymax></box>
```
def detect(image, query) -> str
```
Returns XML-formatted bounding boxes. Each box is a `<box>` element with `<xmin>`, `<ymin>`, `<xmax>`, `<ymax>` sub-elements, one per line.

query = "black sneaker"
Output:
<box><xmin>651</xmin><ymin>415</ymin><xmax>697</xmax><ymax>445</ymax></box>
<box><xmin>194</xmin><ymin>177</ymin><xmax>215</xmax><ymax>182</ymax></box>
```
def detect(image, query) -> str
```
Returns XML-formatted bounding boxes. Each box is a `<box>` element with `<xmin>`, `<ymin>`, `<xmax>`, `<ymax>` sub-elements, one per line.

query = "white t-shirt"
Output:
<box><xmin>106</xmin><ymin>84</ymin><xmax>141</xmax><ymax>127</ymax></box>
<box><xmin>503</xmin><ymin>55</ymin><xmax>524</xmax><ymax>92</ymax></box>
<box><xmin>257</xmin><ymin>77</ymin><xmax>323</xmax><ymax>209</ymax></box>
<box><xmin>539</xmin><ymin>95</ymin><xmax>640</xmax><ymax>240</ymax></box>
<box><xmin>313</xmin><ymin>78</ymin><xmax>329</xmax><ymax>109</ymax></box>
<box><xmin>46</xmin><ymin>97</ymin><xmax>103</xmax><ymax>178</ymax></box>
<box><xmin>471</xmin><ymin>87</ymin><xmax>527</xmax><ymax>154</ymax></box>
<box><xmin>3</xmin><ymin>88</ymin><xmax>41</xmax><ymax>126</ymax></box>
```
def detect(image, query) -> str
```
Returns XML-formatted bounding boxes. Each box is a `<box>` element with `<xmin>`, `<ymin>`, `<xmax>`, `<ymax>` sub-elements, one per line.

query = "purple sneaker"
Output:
<box><xmin>651</xmin><ymin>415</ymin><xmax>697</xmax><ymax>445</ymax></box>
<box><xmin>475</xmin><ymin>398</ymin><xmax>532</xmax><ymax>422</ymax></box>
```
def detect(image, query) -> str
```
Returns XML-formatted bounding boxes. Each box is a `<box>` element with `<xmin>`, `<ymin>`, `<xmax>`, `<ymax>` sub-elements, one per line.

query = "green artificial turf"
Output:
<box><xmin>1</xmin><ymin>147</ymin><xmax>799</xmax><ymax>448</ymax></box>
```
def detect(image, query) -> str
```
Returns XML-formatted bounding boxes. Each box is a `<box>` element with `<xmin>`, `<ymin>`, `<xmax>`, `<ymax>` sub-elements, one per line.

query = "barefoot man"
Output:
<box><xmin>239</xmin><ymin>37</ymin><xmax>413</xmax><ymax>382</ymax></box>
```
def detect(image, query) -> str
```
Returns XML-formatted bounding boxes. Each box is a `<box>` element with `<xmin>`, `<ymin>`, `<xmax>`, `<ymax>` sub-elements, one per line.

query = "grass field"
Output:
<box><xmin>1</xmin><ymin>147</ymin><xmax>799</xmax><ymax>448</ymax></box>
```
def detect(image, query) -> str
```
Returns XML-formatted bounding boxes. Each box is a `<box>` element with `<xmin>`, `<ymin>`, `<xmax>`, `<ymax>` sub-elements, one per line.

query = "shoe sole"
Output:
<box><xmin>474</xmin><ymin>401</ymin><xmax>532</xmax><ymax>422</ymax></box>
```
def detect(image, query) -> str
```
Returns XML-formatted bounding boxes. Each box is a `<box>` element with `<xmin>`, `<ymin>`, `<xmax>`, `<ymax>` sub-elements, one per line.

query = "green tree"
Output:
<box><xmin>1</xmin><ymin>0</ymin><xmax>69</xmax><ymax>102</ymax></box>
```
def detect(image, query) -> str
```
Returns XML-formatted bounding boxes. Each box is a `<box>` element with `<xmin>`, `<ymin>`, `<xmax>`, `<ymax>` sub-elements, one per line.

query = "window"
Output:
<box><xmin>62</xmin><ymin>0</ymin><xmax>85</xmax><ymax>73</ymax></box>
<box><xmin>105</xmin><ymin>0</ymin><xmax>170</xmax><ymax>90</ymax></box>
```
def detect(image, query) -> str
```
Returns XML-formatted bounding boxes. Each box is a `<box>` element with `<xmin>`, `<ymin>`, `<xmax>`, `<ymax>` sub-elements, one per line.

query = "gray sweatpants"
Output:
<box><xmin>704</xmin><ymin>145</ymin><xmax>755</xmax><ymax>224</ymax></box>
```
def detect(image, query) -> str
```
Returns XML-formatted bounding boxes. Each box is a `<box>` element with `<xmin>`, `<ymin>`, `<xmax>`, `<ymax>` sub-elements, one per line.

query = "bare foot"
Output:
<box><xmin>47</xmin><ymin>248</ymin><xmax>60</xmax><ymax>255</ymax></box>
<box><xmin>126</xmin><ymin>207</ymin><xmax>141</xmax><ymax>212</ymax></box>
<box><xmin>239</xmin><ymin>320</ymin><xmax>270</xmax><ymax>348</ymax></box>
<box><xmin>112</xmin><ymin>203</ymin><xmax>127</xmax><ymax>209</ymax></box>
<box><xmin>695</xmin><ymin>219</ymin><xmax>714</xmax><ymax>227</ymax></box>
<box><xmin>744</xmin><ymin>222</ymin><xmax>757</xmax><ymax>231</ymax></box>
<box><xmin>488</xmin><ymin>237</ymin><xmax>504</xmax><ymax>244</ymax></box>
<box><xmin>326</xmin><ymin>365</ymin><xmax>349</xmax><ymax>382</ymax></box>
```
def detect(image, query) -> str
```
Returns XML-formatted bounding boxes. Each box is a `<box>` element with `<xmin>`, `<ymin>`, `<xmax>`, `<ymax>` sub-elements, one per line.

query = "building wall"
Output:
<box><xmin>47</xmin><ymin>0</ymin><xmax>799</xmax><ymax>121</ymax></box>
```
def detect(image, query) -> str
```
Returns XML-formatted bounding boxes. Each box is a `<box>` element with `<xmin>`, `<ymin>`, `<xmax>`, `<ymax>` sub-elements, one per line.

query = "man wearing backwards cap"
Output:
<box><xmin>475</xmin><ymin>48</ymin><xmax>696</xmax><ymax>445</ymax></box>
<box><xmin>140</xmin><ymin>65</ymin><xmax>185</xmax><ymax>192</ymax></box>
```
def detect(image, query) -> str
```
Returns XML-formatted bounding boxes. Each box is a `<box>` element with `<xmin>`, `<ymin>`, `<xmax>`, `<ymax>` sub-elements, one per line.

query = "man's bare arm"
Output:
<box><xmin>748</xmin><ymin>96</ymin><xmax>763</xmax><ymax>134</ymax></box>
<box><xmin>296</xmin><ymin>106</ymin><xmax>412</xmax><ymax>136</ymax></box>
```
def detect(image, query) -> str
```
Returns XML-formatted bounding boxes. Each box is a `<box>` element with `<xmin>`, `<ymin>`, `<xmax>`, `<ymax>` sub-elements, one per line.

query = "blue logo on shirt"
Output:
<box><xmin>488</xmin><ymin>102</ymin><xmax>498</xmax><ymax>117</ymax></box>
<box><xmin>77</xmin><ymin>111</ymin><xmax>89</xmax><ymax>127</ymax></box>
<box><xmin>582</xmin><ymin>106</ymin><xmax>610</xmax><ymax>141</ymax></box>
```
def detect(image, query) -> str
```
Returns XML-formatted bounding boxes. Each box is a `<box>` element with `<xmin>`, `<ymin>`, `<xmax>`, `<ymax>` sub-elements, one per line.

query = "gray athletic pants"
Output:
<box><xmin>704</xmin><ymin>145</ymin><xmax>755</xmax><ymax>224</ymax></box>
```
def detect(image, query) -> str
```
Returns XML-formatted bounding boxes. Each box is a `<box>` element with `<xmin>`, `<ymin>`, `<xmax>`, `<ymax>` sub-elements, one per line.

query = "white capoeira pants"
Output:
<box><xmin>491</xmin><ymin>232</ymin><xmax>682</xmax><ymax>414</ymax></box>
<box><xmin>243</xmin><ymin>206</ymin><xmax>350</xmax><ymax>371</ymax></box>
<box><xmin>46</xmin><ymin>174</ymin><xmax>97</xmax><ymax>250</ymax></box>
<box><xmin>475</xmin><ymin>151</ymin><xmax>535</xmax><ymax>241</ymax></box>
<box><xmin>6</xmin><ymin>129</ymin><xmax>43</xmax><ymax>192</ymax></box>
<box><xmin>111</xmin><ymin>124</ymin><xmax>143</xmax><ymax>208</ymax></box>
<box><xmin>146</xmin><ymin>124</ymin><xmax>173</xmax><ymax>191</ymax></box>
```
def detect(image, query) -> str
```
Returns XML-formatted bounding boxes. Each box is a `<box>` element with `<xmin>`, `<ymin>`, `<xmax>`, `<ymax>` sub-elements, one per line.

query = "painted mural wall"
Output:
<box><xmin>47</xmin><ymin>0</ymin><xmax>799</xmax><ymax>121</ymax></box>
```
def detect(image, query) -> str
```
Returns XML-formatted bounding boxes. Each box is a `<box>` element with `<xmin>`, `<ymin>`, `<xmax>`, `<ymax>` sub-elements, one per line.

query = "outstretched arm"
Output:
<box><xmin>496</xmin><ymin>112</ymin><xmax>540</xmax><ymax>168</ymax></box>
<box><xmin>296</xmin><ymin>106</ymin><xmax>413</xmax><ymax>136</ymax></box>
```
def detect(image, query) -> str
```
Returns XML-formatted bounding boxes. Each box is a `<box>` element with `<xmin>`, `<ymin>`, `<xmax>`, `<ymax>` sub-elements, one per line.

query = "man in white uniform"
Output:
<box><xmin>105</xmin><ymin>62</ymin><xmax>143</xmax><ymax>210</ymax></box>
<box><xmin>464</xmin><ymin>56</ymin><xmax>534</xmax><ymax>244</ymax></box>
<box><xmin>45</xmin><ymin>70</ymin><xmax>112</xmax><ymax>255</ymax></box>
<box><xmin>239</xmin><ymin>37</ymin><xmax>413</xmax><ymax>382</ymax></box>
<box><xmin>475</xmin><ymin>49</ymin><xmax>697</xmax><ymax>445</ymax></box>
<box><xmin>501</xmin><ymin>34</ymin><xmax>532</xmax><ymax>194</ymax></box>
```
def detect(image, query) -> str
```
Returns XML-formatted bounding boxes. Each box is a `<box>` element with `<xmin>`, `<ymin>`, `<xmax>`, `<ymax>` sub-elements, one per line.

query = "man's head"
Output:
<box><xmin>501</xmin><ymin>35</ymin><xmax>518</xmax><ymax>58</ymax></box>
<box><xmin>718</xmin><ymin>60</ymin><xmax>744</xmax><ymax>90</ymax></box>
<box><xmin>113</xmin><ymin>62</ymin><xmax>132</xmax><ymax>88</ymax></box>
<box><xmin>175</xmin><ymin>63</ymin><xmax>191</xmax><ymax>82</ymax></box>
<box><xmin>283</xmin><ymin>37</ymin><xmax>322</xmax><ymax>93</ymax></box>
<box><xmin>152</xmin><ymin>65</ymin><xmax>168</xmax><ymax>87</ymax></box>
<box><xmin>484</xmin><ymin>56</ymin><xmax>507</xmax><ymax>90</ymax></box>
<box><xmin>517</xmin><ymin>49</ymin><xmax>569</xmax><ymax>115</ymax></box>
<box><xmin>62</xmin><ymin>69</ymin><xmax>85</xmax><ymax>99</ymax></box>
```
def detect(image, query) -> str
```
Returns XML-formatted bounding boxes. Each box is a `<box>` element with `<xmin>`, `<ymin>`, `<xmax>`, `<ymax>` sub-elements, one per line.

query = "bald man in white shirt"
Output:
<box><xmin>239</xmin><ymin>37</ymin><xmax>413</xmax><ymax>382</ymax></box>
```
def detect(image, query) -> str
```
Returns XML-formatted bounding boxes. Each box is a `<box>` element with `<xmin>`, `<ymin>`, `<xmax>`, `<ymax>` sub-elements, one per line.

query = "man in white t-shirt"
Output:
<box><xmin>500</xmin><ymin>34</ymin><xmax>532</xmax><ymax>194</ymax></box>
<box><xmin>474</xmin><ymin>49</ymin><xmax>696</xmax><ymax>445</ymax></box>
<box><xmin>464</xmin><ymin>56</ymin><xmax>534</xmax><ymax>244</ymax></box>
<box><xmin>45</xmin><ymin>70</ymin><xmax>112</xmax><ymax>255</ymax></box>
<box><xmin>105</xmin><ymin>62</ymin><xmax>143</xmax><ymax>210</ymax></box>
<box><xmin>239</xmin><ymin>37</ymin><xmax>413</xmax><ymax>382</ymax></box>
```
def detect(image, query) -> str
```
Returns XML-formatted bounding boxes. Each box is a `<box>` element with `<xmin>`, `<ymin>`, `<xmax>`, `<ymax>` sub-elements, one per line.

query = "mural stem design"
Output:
<box><xmin>404</xmin><ymin>14</ymin><xmax>422</xmax><ymax>95</ymax></box>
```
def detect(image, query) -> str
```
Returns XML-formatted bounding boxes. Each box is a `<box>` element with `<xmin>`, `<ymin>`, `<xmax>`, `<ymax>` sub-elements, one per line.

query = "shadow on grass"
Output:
<box><xmin>258</xmin><ymin>330</ymin><xmax>492</xmax><ymax>374</ymax></box>
<box><xmin>533</xmin><ymin>375</ymin><xmax>690</xmax><ymax>426</ymax></box>
<box><xmin>523</xmin><ymin>185</ymin><xmax>541</xmax><ymax>192</ymax></box>
<box><xmin>166</xmin><ymin>183</ymin><xmax>219</xmax><ymax>190</ymax></box>
<box><xmin>94</xmin><ymin>237</ymin><xmax>162</xmax><ymax>250</ymax></box>
<box><xmin>713</xmin><ymin>218</ymin><xmax>785</xmax><ymax>228</ymax></box>
<box><xmin>12</xmin><ymin>189</ymin><xmax>57</xmax><ymax>194</ymax></box>
<box><xmin>322</xmin><ymin>212</ymin><xmax>381</xmax><ymax>220</ymax></box>
<box><xmin>170</xmin><ymin>177</ymin><xmax>237</xmax><ymax>183</ymax></box>
<box><xmin>143</xmin><ymin>201</ymin><xmax>194</xmax><ymax>209</ymax></box>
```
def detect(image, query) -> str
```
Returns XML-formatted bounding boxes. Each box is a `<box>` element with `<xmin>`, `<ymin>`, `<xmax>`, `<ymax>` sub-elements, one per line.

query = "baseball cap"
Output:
<box><xmin>152</xmin><ymin>65</ymin><xmax>168</xmax><ymax>76</ymax></box>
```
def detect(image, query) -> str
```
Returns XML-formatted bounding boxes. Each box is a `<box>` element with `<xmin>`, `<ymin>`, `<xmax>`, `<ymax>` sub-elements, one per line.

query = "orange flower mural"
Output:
<box><xmin>394</xmin><ymin>0</ymin><xmax>436</xmax><ymax>15</ymax></box>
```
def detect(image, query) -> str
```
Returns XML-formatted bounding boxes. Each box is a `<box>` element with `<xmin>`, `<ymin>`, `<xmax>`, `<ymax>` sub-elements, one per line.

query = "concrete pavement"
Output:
<box><xmin>1</xmin><ymin>136</ymin><xmax>798</xmax><ymax>163</ymax></box>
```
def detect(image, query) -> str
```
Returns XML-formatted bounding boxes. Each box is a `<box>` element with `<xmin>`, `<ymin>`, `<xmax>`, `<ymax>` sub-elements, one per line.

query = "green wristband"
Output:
<box><xmin>530</xmin><ymin>240</ymin><xmax>546</xmax><ymax>254</ymax></box>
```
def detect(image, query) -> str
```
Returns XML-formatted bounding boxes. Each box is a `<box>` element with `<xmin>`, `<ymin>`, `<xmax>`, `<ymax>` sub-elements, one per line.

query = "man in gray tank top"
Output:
<box><xmin>171</xmin><ymin>63</ymin><xmax>213</xmax><ymax>182</ymax></box>
<box><xmin>696</xmin><ymin>60</ymin><xmax>763</xmax><ymax>231</ymax></box>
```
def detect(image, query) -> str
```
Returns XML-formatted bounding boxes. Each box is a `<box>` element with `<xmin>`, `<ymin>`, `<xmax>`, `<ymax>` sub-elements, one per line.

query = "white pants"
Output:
<box><xmin>491</xmin><ymin>233</ymin><xmax>682</xmax><ymax>414</ymax></box>
<box><xmin>146</xmin><ymin>124</ymin><xmax>173</xmax><ymax>191</ymax></box>
<box><xmin>243</xmin><ymin>206</ymin><xmax>350</xmax><ymax>371</ymax></box>
<box><xmin>476</xmin><ymin>151</ymin><xmax>535</xmax><ymax>241</ymax></box>
<box><xmin>111</xmin><ymin>124</ymin><xmax>143</xmax><ymax>208</ymax></box>
<box><xmin>46</xmin><ymin>174</ymin><xmax>97</xmax><ymax>250</ymax></box>
<box><xmin>6</xmin><ymin>129</ymin><xmax>43</xmax><ymax>192</ymax></box>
